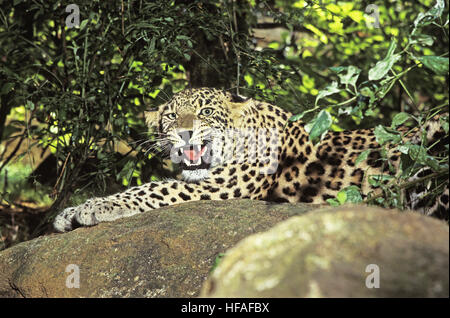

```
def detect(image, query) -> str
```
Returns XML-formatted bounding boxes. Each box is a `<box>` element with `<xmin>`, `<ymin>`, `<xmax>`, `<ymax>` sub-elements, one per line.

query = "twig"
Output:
<box><xmin>121</xmin><ymin>0</ymin><xmax>125</xmax><ymax>36</ymax></box>
<box><xmin>364</xmin><ymin>169</ymin><xmax>449</xmax><ymax>203</ymax></box>
<box><xmin>52</xmin><ymin>152</ymin><xmax>71</xmax><ymax>198</ymax></box>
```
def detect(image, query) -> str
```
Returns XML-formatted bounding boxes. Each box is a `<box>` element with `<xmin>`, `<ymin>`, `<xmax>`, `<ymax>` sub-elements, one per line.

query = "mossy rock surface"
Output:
<box><xmin>200</xmin><ymin>206</ymin><xmax>449</xmax><ymax>298</ymax></box>
<box><xmin>0</xmin><ymin>199</ymin><xmax>318</xmax><ymax>297</ymax></box>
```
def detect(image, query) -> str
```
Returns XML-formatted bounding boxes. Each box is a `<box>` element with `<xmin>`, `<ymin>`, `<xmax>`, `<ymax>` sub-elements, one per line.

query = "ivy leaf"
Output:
<box><xmin>416</xmin><ymin>56</ymin><xmax>449</xmax><ymax>75</ymax></box>
<box><xmin>440</xmin><ymin>116</ymin><xmax>449</xmax><ymax>134</ymax></box>
<box><xmin>336</xmin><ymin>191</ymin><xmax>347</xmax><ymax>204</ymax></box>
<box><xmin>0</xmin><ymin>82</ymin><xmax>14</xmax><ymax>95</ymax></box>
<box><xmin>315</xmin><ymin>81</ymin><xmax>341</xmax><ymax>106</ymax></box>
<box><xmin>308</xmin><ymin>110</ymin><xmax>333</xmax><ymax>144</ymax></box>
<box><xmin>342</xmin><ymin>186</ymin><xmax>363</xmax><ymax>203</ymax></box>
<box><xmin>289</xmin><ymin>113</ymin><xmax>304</xmax><ymax>122</ymax></box>
<box><xmin>330</xmin><ymin>66</ymin><xmax>346</xmax><ymax>73</ymax></box>
<box><xmin>368</xmin><ymin>175</ymin><xmax>393</xmax><ymax>187</ymax></box>
<box><xmin>398</xmin><ymin>143</ymin><xmax>442</xmax><ymax>171</ymax></box>
<box><xmin>412</xmin><ymin>0</ymin><xmax>445</xmax><ymax>33</ymax></box>
<box><xmin>341</xmin><ymin>66</ymin><xmax>361</xmax><ymax>88</ymax></box>
<box><xmin>374</xmin><ymin>125</ymin><xmax>401</xmax><ymax>144</ymax></box>
<box><xmin>427</xmin><ymin>0</ymin><xmax>445</xmax><ymax>17</ymax></box>
<box><xmin>331</xmin><ymin>66</ymin><xmax>361</xmax><ymax>89</ymax></box>
<box><xmin>25</xmin><ymin>100</ymin><xmax>35</xmax><ymax>111</ymax></box>
<box><xmin>326</xmin><ymin>198</ymin><xmax>341</xmax><ymax>206</ymax></box>
<box><xmin>176</xmin><ymin>35</ymin><xmax>191</xmax><ymax>41</ymax></box>
<box><xmin>355</xmin><ymin>149</ymin><xmax>371</xmax><ymax>166</ymax></box>
<box><xmin>335</xmin><ymin>186</ymin><xmax>363</xmax><ymax>204</ymax></box>
<box><xmin>391</xmin><ymin>112</ymin><xmax>411</xmax><ymax>128</ymax></box>
<box><xmin>409</xmin><ymin>34</ymin><xmax>434</xmax><ymax>46</ymax></box>
<box><xmin>116</xmin><ymin>160</ymin><xmax>135</xmax><ymax>183</ymax></box>
<box><xmin>79</xmin><ymin>19</ymin><xmax>89</xmax><ymax>31</ymax></box>
<box><xmin>368</xmin><ymin>40</ymin><xmax>401</xmax><ymax>81</ymax></box>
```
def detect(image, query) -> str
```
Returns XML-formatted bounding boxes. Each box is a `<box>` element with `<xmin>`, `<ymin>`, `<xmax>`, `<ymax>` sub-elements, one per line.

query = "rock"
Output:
<box><xmin>200</xmin><ymin>206</ymin><xmax>449</xmax><ymax>298</ymax></box>
<box><xmin>0</xmin><ymin>199</ymin><xmax>318</xmax><ymax>297</ymax></box>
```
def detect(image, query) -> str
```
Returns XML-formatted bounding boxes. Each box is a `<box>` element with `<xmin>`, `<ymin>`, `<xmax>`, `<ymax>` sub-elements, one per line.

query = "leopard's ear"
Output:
<box><xmin>144</xmin><ymin>108</ymin><xmax>160</xmax><ymax>128</ymax></box>
<box><xmin>230</xmin><ymin>93</ymin><xmax>248</xmax><ymax>103</ymax></box>
<box><xmin>229</xmin><ymin>95</ymin><xmax>254</xmax><ymax>117</ymax></box>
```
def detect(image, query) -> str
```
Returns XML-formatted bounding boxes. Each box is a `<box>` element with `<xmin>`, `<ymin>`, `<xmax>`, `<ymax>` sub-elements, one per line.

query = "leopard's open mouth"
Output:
<box><xmin>176</xmin><ymin>142</ymin><xmax>212</xmax><ymax>170</ymax></box>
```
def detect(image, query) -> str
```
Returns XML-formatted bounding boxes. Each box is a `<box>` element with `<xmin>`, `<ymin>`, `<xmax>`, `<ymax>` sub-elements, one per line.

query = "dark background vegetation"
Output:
<box><xmin>0</xmin><ymin>0</ymin><xmax>448</xmax><ymax>249</ymax></box>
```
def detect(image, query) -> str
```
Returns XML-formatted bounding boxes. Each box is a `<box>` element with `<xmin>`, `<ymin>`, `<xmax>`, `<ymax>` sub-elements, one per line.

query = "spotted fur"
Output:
<box><xmin>53</xmin><ymin>88</ymin><xmax>449</xmax><ymax>232</ymax></box>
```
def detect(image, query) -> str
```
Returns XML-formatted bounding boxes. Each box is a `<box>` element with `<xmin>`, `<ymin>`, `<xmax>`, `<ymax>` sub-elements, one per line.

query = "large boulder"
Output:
<box><xmin>0</xmin><ymin>199</ymin><xmax>318</xmax><ymax>297</ymax></box>
<box><xmin>200</xmin><ymin>206</ymin><xmax>449</xmax><ymax>298</ymax></box>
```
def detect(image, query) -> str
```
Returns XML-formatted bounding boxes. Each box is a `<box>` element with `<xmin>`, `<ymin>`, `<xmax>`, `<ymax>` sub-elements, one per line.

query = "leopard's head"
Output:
<box><xmin>145</xmin><ymin>87</ymin><xmax>253</xmax><ymax>181</ymax></box>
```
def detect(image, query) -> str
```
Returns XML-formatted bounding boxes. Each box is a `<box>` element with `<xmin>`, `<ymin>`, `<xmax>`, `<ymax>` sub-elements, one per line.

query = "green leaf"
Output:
<box><xmin>210</xmin><ymin>253</ymin><xmax>226</xmax><ymax>273</ymax></box>
<box><xmin>336</xmin><ymin>191</ymin><xmax>347</xmax><ymax>204</ymax></box>
<box><xmin>343</xmin><ymin>186</ymin><xmax>363</xmax><ymax>203</ymax></box>
<box><xmin>289</xmin><ymin>113</ymin><xmax>306</xmax><ymax>122</ymax></box>
<box><xmin>368</xmin><ymin>40</ymin><xmax>401</xmax><ymax>81</ymax></box>
<box><xmin>326</xmin><ymin>198</ymin><xmax>341</xmax><ymax>207</ymax></box>
<box><xmin>331</xmin><ymin>66</ymin><xmax>361</xmax><ymax>89</ymax></box>
<box><xmin>398</xmin><ymin>143</ymin><xmax>442</xmax><ymax>171</ymax></box>
<box><xmin>25</xmin><ymin>100</ymin><xmax>35</xmax><ymax>111</ymax></box>
<box><xmin>315</xmin><ymin>81</ymin><xmax>341</xmax><ymax>106</ymax></box>
<box><xmin>391</xmin><ymin>112</ymin><xmax>411</xmax><ymax>128</ymax></box>
<box><xmin>368</xmin><ymin>175</ymin><xmax>393</xmax><ymax>187</ymax></box>
<box><xmin>340</xmin><ymin>66</ymin><xmax>361</xmax><ymax>88</ymax></box>
<box><xmin>374</xmin><ymin>125</ymin><xmax>401</xmax><ymax>144</ymax></box>
<box><xmin>412</xmin><ymin>0</ymin><xmax>445</xmax><ymax>34</ymax></box>
<box><xmin>330</xmin><ymin>66</ymin><xmax>346</xmax><ymax>73</ymax></box>
<box><xmin>369</xmin><ymin>39</ymin><xmax>401</xmax><ymax>81</ymax></box>
<box><xmin>117</xmin><ymin>160</ymin><xmax>135</xmax><ymax>183</ymax></box>
<box><xmin>369</xmin><ymin>54</ymin><xmax>401</xmax><ymax>81</ymax></box>
<box><xmin>176</xmin><ymin>35</ymin><xmax>191</xmax><ymax>41</ymax></box>
<box><xmin>149</xmin><ymin>37</ymin><xmax>156</xmax><ymax>52</ymax></box>
<box><xmin>308</xmin><ymin>110</ymin><xmax>332</xmax><ymax>144</ymax></box>
<box><xmin>355</xmin><ymin>149</ymin><xmax>371</xmax><ymax>166</ymax></box>
<box><xmin>1</xmin><ymin>82</ymin><xmax>14</xmax><ymax>95</ymax></box>
<box><xmin>409</xmin><ymin>34</ymin><xmax>434</xmax><ymax>46</ymax></box>
<box><xmin>335</xmin><ymin>186</ymin><xmax>363</xmax><ymax>204</ymax></box>
<box><xmin>416</xmin><ymin>56</ymin><xmax>449</xmax><ymax>75</ymax></box>
<box><xmin>440</xmin><ymin>116</ymin><xmax>449</xmax><ymax>134</ymax></box>
<box><xmin>428</xmin><ymin>0</ymin><xmax>445</xmax><ymax>17</ymax></box>
<box><xmin>79</xmin><ymin>19</ymin><xmax>89</xmax><ymax>31</ymax></box>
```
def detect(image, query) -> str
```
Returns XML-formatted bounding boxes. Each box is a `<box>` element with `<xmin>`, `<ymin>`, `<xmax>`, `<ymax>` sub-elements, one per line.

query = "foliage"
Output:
<box><xmin>299</xmin><ymin>0</ymin><xmax>449</xmax><ymax>208</ymax></box>
<box><xmin>0</xmin><ymin>0</ymin><xmax>448</xmax><ymax>236</ymax></box>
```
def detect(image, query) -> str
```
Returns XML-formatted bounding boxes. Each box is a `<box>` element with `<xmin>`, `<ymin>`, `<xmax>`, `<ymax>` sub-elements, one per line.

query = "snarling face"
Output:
<box><xmin>145</xmin><ymin>88</ymin><xmax>250</xmax><ymax>181</ymax></box>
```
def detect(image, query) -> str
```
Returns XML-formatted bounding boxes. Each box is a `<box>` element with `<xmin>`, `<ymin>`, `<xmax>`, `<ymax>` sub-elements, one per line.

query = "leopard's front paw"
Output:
<box><xmin>53</xmin><ymin>198</ymin><xmax>132</xmax><ymax>232</ymax></box>
<box><xmin>53</xmin><ymin>199</ymin><xmax>100</xmax><ymax>232</ymax></box>
<box><xmin>53</xmin><ymin>206</ymin><xmax>78</xmax><ymax>232</ymax></box>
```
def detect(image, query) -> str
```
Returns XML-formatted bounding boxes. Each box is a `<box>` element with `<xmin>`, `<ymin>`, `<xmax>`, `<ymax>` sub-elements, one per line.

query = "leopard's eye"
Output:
<box><xmin>165</xmin><ymin>113</ymin><xmax>177</xmax><ymax>120</ymax></box>
<box><xmin>199</xmin><ymin>107</ymin><xmax>214</xmax><ymax>117</ymax></box>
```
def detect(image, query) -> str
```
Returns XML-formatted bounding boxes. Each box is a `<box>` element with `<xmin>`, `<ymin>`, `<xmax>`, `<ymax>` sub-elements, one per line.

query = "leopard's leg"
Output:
<box><xmin>53</xmin><ymin>206</ymin><xmax>77</xmax><ymax>232</ymax></box>
<box><xmin>53</xmin><ymin>164</ymin><xmax>274</xmax><ymax>232</ymax></box>
<box><xmin>428</xmin><ymin>186</ymin><xmax>449</xmax><ymax>221</ymax></box>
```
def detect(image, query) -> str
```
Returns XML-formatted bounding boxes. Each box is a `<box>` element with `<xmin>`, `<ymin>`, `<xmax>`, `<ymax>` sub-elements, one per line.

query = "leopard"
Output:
<box><xmin>53</xmin><ymin>87</ymin><xmax>449</xmax><ymax>232</ymax></box>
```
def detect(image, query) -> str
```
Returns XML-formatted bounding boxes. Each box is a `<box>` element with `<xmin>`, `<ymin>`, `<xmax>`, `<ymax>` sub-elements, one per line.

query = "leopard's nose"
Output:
<box><xmin>177</xmin><ymin>130</ymin><xmax>193</xmax><ymax>144</ymax></box>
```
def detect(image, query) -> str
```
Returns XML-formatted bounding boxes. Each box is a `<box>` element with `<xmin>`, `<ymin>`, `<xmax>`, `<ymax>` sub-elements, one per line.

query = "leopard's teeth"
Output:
<box><xmin>183</xmin><ymin>158</ymin><xmax>201</xmax><ymax>166</ymax></box>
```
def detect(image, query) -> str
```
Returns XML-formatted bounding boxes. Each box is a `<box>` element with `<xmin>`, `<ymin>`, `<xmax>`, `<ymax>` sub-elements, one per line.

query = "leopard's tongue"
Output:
<box><xmin>183</xmin><ymin>146</ymin><xmax>206</xmax><ymax>162</ymax></box>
